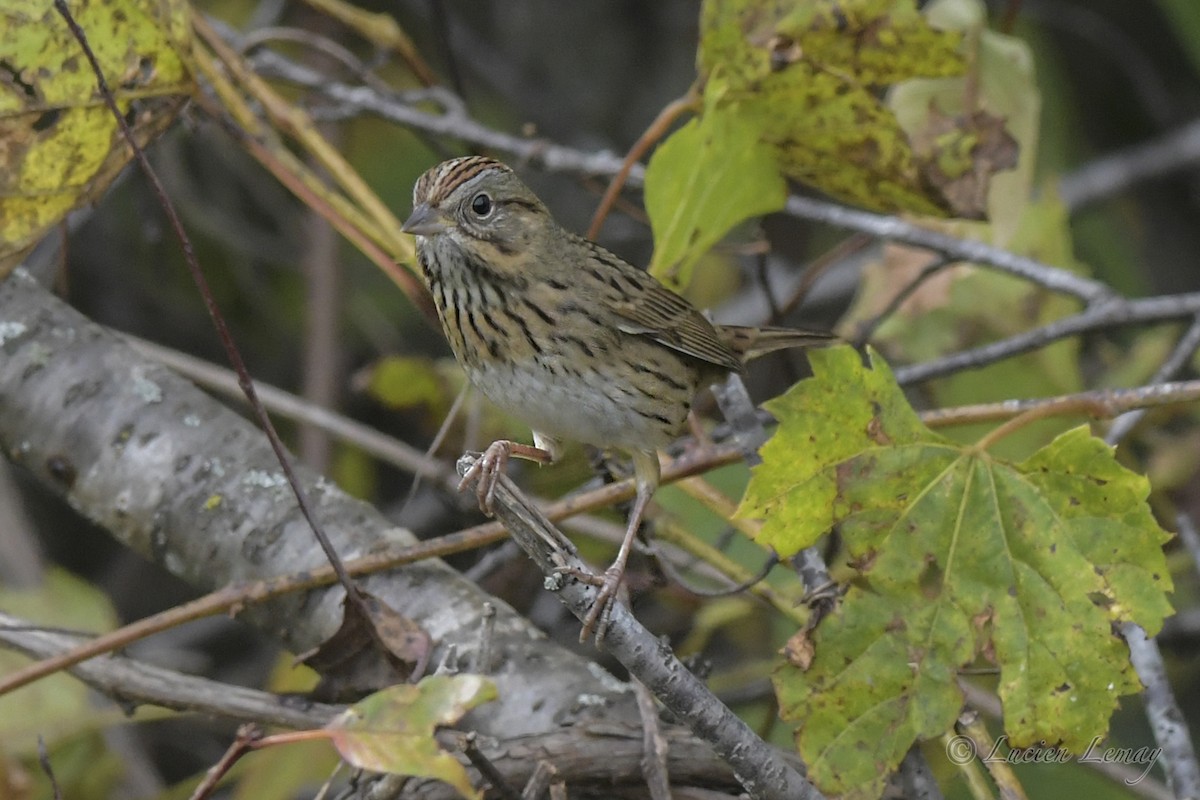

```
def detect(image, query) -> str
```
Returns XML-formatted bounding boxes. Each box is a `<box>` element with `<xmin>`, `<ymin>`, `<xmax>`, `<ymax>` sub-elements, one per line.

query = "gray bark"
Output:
<box><xmin>0</xmin><ymin>267</ymin><xmax>633</xmax><ymax>737</ymax></box>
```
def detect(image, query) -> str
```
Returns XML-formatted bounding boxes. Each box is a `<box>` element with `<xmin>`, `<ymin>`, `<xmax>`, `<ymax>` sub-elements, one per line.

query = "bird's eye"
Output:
<box><xmin>470</xmin><ymin>192</ymin><xmax>493</xmax><ymax>217</ymax></box>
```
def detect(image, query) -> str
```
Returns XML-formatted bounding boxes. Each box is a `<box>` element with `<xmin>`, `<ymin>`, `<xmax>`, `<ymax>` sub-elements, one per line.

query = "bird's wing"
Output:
<box><xmin>581</xmin><ymin>240</ymin><xmax>741</xmax><ymax>372</ymax></box>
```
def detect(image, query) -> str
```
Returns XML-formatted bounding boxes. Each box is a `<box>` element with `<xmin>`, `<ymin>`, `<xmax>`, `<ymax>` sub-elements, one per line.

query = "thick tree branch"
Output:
<box><xmin>0</xmin><ymin>268</ymin><xmax>623</xmax><ymax>739</ymax></box>
<box><xmin>0</xmin><ymin>611</ymin><xmax>748</xmax><ymax>799</ymax></box>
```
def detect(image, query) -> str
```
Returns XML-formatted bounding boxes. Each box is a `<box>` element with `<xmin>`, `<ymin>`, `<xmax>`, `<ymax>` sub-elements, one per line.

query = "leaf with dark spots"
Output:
<box><xmin>866</xmin><ymin>414</ymin><xmax>891</xmax><ymax>445</ymax></box>
<box><xmin>738</xmin><ymin>345</ymin><xmax>1173</xmax><ymax>797</ymax></box>
<box><xmin>0</xmin><ymin>0</ymin><xmax>194</xmax><ymax>275</ymax></box>
<box><xmin>694</xmin><ymin>0</ymin><xmax>968</xmax><ymax>216</ymax></box>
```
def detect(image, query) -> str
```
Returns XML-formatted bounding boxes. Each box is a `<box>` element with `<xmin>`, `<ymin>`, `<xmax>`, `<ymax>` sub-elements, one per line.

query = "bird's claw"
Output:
<box><xmin>577</xmin><ymin>565</ymin><xmax>624</xmax><ymax>644</ymax></box>
<box><xmin>458</xmin><ymin>441</ymin><xmax>512</xmax><ymax>514</ymax></box>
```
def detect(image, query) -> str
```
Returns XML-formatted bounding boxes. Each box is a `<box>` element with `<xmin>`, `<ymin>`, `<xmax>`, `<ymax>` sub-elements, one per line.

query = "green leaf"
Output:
<box><xmin>842</xmin><ymin>193</ymin><xmax>1086</xmax><ymax>458</ymax></box>
<box><xmin>0</xmin><ymin>568</ymin><xmax>120</xmax><ymax>748</ymax></box>
<box><xmin>737</xmin><ymin>346</ymin><xmax>1173</xmax><ymax>798</ymax></box>
<box><xmin>697</xmin><ymin>0</ymin><xmax>995</xmax><ymax>216</ymax></box>
<box><xmin>645</xmin><ymin>110</ymin><xmax>785</xmax><ymax>287</ymax></box>
<box><xmin>327</xmin><ymin>674</ymin><xmax>497</xmax><ymax>800</ymax></box>
<box><xmin>362</xmin><ymin>355</ymin><xmax>450</xmax><ymax>412</ymax></box>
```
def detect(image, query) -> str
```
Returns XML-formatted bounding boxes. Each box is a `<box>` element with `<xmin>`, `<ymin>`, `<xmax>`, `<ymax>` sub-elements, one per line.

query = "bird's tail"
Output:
<box><xmin>718</xmin><ymin>325</ymin><xmax>838</xmax><ymax>362</ymax></box>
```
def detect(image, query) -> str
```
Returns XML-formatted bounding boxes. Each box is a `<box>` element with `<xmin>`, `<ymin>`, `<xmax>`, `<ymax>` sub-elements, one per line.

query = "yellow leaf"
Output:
<box><xmin>0</xmin><ymin>0</ymin><xmax>194</xmax><ymax>274</ymax></box>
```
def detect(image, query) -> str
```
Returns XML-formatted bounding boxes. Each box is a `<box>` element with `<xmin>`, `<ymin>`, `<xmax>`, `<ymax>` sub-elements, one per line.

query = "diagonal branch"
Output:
<box><xmin>454</xmin><ymin>454</ymin><xmax>822</xmax><ymax>800</ymax></box>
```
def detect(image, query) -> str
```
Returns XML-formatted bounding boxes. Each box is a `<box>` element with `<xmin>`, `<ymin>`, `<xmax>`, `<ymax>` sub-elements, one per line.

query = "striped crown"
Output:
<box><xmin>413</xmin><ymin>156</ymin><xmax>511</xmax><ymax>206</ymax></box>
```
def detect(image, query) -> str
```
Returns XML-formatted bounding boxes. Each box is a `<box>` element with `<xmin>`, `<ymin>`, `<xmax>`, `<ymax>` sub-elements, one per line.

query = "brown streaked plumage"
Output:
<box><xmin>403</xmin><ymin>156</ymin><xmax>833</xmax><ymax>640</ymax></box>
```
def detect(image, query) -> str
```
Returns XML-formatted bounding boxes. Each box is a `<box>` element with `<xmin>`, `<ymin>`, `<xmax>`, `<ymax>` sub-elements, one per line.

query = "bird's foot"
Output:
<box><xmin>459</xmin><ymin>440</ymin><xmax>553</xmax><ymax>514</ymax></box>
<box><xmin>459</xmin><ymin>441</ymin><xmax>510</xmax><ymax>513</ymax></box>
<box><xmin>572</xmin><ymin>564</ymin><xmax>625</xmax><ymax>643</ymax></box>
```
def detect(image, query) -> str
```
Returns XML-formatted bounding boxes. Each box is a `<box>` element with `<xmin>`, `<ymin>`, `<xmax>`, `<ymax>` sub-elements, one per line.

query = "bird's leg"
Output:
<box><xmin>460</xmin><ymin>440</ymin><xmax>552</xmax><ymax>513</ymax></box>
<box><xmin>579</xmin><ymin>450</ymin><xmax>660</xmax><ymax>643</ymax></box>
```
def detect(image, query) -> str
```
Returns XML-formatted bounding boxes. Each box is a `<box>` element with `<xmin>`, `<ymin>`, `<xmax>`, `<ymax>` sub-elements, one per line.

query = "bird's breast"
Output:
<box><xmin>465</xmin><ymin>348</ymin><xmax>698</xmax><ymax>452</ymax></box>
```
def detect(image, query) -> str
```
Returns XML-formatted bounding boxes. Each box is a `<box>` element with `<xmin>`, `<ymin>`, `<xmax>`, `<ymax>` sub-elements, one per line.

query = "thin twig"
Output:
<box><xmin>782</xmin><ymin>195</ymin><xmax>1112</xmax><ymax>304</ymax></box>
<box><xmin>853</xmin><ymin>255</ymin><xmax>956</xmax><ymax>345</ymax></box>
<box><xmin>634</xmin><ymin>678</ymin><xmax>674</xmax><ymax>800</ymax></box>
<box><xmin>587</xmin><ymin>90</ymin><xmax>699</xmax><ymax>240</ymax></box>
<box><xmin>921</xmin><ymin>380</ymin><xmax>1200</xmax><ymax>428</ymax></box>
<box><xmin>188</xmin><ymin>725</ymin><xmax>263</xmax><ymax>800</ymax></box>
<box><xmin>895</xmin><ymin>292</ymin><xmax>1200</xmax><ymax>386</ymax></box>
<box><xmin>970</xmin><ymin>397</ymin><xmax>1111</xmax><ymax>453</ymax></box>
<box><xmin>0</xmin><ymin>611</ymin><xmax>341</xmax><ymax>728</ymax></box>
<box><xmin>239</xmin><ymin>26</ymin><xmax>395</xmax><ymax>94</ymax></box>
<box><xmin>37</xmin><ymin>736</ymin><xmax>62</xmax><ymax>800</ymax></box>
<box><xmin>462</xmin><ymin>732</ymin><xmax>522</xmax><ymax>800</ymax></box>
<box><xmin>954</xmin><ymin>711</ymin><xmax>1028</xmax><ymax>800</ymax></box>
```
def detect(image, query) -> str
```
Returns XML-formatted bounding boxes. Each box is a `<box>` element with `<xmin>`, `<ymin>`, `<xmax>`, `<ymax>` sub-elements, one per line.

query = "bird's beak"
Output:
<box><xmin>402</xmin><ymin>203</ymin><xmax>450</xmax><ymax>236</ymax></box>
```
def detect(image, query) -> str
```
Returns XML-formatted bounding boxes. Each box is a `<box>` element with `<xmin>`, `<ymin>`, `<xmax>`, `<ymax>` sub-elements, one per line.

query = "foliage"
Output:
<box><xmin>644</xmin><ymin>108</ymin><xmax>785</xmax><ymax>288</ymax></box>
<box><xmin>644</xmin><ymin>0</ymin><xmax>1025</xmax><ymax>287</ymax></box>
<box><xmin>326</xmin><ymin>674</ymin><xmax>497</xmax><ymax>800</ymax></box>
<box><xmin>0</xmin><ymin>0</ymin><xmax>193</xmax><ymax>274</ymax></box>
<box><xmin>0</xmin><ymin>0</ymin><xmax>1193</xmax><ymax>798</ymax></box>
<box><xmin>738</xmin><ymin>346</ymin><xmax>1174</xmax><ymax>797</ymax></box>
<box><xmin>0</xmin><ymin>570</ymin><xmax>132</xmax><ymax>797</ymax></box>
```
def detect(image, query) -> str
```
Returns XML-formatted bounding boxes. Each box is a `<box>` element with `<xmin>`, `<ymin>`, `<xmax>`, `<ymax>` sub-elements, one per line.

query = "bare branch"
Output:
<box><xmin>1121</xmin><ymin>622</ymin><xmax>1200</xmax><ymax>799</ymax></box>
<box><xmin>895</xmin><ymin>293</ymin><xmax>1200</xmax><ymax>386</ymax></box>
<box><xmin>1061</xmin><ymin>119</ymin><xmax>1200</xmax><ymax>211</ymax></box>
<box><xmin>0</xmin><ymin>611</ymin><xmax>340</xmax><ymax>729</ymax></box>
<box><xmin>781</xmin><ymin>195</ymin><xmax>1113</xmax><ymax>303</ymax></box>
<box><xmin>920</xmin><ymin>381</ymin><xmax>1200</xmax><ymax>429</ymax></box>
